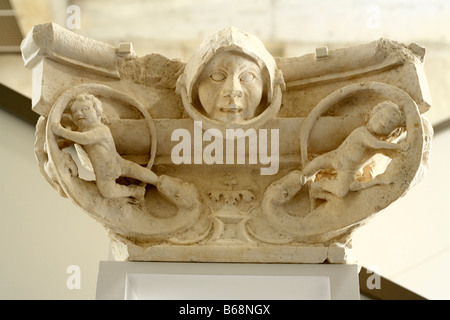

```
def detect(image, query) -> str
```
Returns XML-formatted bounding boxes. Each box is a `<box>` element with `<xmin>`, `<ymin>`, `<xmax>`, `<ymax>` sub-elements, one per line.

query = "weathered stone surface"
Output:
<box><xmin>22</xmin><ymin>23</ymin><xmax>432</xmax><ymax>263</ymax></box>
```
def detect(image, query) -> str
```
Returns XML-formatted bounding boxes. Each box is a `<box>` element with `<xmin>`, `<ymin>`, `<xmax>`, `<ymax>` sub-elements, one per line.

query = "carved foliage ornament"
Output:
<box><xmin>22</xmin><ymin>23</ymin><xmax>433</xmax><ymax>263</ymax></box>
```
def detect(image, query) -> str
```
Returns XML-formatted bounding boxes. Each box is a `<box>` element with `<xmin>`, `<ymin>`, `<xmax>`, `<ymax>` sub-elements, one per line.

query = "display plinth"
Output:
<box><xmin>111</xmin><ymin>240</ymin><xmax>349</xmax><ymax>263</ymax></box>
<box><xmin>95</xmin><ymin>261</ymin><xmax>360</xmax><ymax>300</ymax></box>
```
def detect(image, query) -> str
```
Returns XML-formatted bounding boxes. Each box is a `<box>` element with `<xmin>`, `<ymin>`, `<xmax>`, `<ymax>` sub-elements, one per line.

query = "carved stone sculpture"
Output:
<box><xmin>22</xmin><ymin>23</ymin><xmax>433</xmax><ymax>263</ymax></box>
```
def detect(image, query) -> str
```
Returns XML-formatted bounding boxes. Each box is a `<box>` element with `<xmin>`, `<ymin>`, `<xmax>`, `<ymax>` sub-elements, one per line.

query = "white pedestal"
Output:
<box><xmin>96</xmin><ymin>262</ymin><xmax>360</xmax><ymax>300</ymax></box>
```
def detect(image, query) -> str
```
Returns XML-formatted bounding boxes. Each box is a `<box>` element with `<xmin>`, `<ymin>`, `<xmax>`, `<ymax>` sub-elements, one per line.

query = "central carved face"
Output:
<box><xmin>197</xmin><ymin>51</ymin><xmax>264</xmax><ymax>123</ymax></box>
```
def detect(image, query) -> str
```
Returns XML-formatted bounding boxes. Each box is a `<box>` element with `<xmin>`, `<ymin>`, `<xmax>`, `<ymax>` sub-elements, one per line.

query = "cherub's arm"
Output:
<box><xmin>361</xmin><ymin>127</ymin><xmax>409</xmax><ymax>152</ymax></box>
<box><xmin>50</xmin><ymin>122</ymin><xmax>103</xmax><ymax>145</ymax></box>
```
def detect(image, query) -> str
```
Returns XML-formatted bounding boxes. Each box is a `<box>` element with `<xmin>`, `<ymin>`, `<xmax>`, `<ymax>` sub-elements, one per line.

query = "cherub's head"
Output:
<box><xmin>366</xmin><ymin>101</ymin><xmax>405</xmax><ymax>136</ymax></box>
<box><xmin>69</xmin><ymin>94</ymin><xmax>103</xmax><ymax>128</ymax></box>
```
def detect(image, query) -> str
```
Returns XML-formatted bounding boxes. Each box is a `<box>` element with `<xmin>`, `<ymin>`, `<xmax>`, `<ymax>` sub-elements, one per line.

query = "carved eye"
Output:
<box><xmin>282</xmin><ymin>190</ymin><xmax>289</xmax><ymax>198</ymax></box>
<box><xmin>210</xmin><ymin>72</ymin><xmax>226</xmax><ymax>82</ymax></box>
<box><xmin>240</xmin><ymin>72</ymin><xmax>255</xmax><ymax>82</ymax></box>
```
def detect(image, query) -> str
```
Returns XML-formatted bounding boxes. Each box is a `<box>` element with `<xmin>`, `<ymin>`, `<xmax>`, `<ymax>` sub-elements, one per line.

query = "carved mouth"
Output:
<box><xmin>220</xmin><ymin>103</ymin><xmax>243</xmax><ymax>113</ymax></box>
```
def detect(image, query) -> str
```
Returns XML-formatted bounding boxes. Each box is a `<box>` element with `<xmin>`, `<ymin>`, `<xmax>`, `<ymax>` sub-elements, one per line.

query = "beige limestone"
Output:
<box><xmin>22</xmin><ymin>23</ymin><xmax>432</xmax><ymax>263</ymax></box>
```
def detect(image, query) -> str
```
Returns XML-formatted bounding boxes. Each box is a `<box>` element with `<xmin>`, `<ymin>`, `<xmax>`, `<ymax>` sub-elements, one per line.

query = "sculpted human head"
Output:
<box><xmin>177</xmin><ymin>26</ymin><xmax>284</xmax><ymax>127</ymax></box>
<box><xmin>367</xmin><ymin>101</ymin><xmax>404</xmax><ymax>136</ymax></box>
<box><xmin>197</xmin><ymin>50</ymin><xmax>264</xmax><ymax>123</ymax></box>
<box><xmin>69</xmin><ymin>94</ymin><xmax>103</xmax><ymax>128</ymax></box>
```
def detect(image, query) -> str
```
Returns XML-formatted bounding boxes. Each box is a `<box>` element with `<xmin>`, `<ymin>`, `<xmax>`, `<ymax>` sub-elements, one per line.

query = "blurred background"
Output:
<box><xmin>1</xmin><ymin>0</ymin><xmax>449</xmax><ymax>299</ymax></box>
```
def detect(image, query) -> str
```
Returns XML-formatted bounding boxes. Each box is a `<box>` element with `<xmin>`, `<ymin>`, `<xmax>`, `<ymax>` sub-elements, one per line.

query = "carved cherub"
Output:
<box><xmin>303</xmin><ymin>100</ymin><xmax>410</xmax><ymax>199</ymax></box>
<box><xmin>51</xmin><ymin>93</ymin><xmax>159</xmax><ymax>199</ymax></box>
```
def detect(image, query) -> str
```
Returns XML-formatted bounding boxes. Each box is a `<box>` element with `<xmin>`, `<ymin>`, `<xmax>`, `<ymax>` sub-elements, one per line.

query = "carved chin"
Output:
<box><xmin>210</xmin><ymin>110</ymin><xmax>244</xmax><ymax>123</ymax></box>
<box><xmin>206</xmin><ymin>104</ymin><xmax>258</xmax><ymax>123</ymax></box>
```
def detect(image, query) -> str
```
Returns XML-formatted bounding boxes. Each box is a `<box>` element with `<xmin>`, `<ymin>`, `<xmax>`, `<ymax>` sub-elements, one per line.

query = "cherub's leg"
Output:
<box><xmin>303</xmin><ymin>152</ymin><xmax>335</xmax><ymax>177</ymax></box>
<box><xmin>309</xmin><ymin>181</ymin><xmax>322</xmax><ymax>209</ymax></box>
<box><xmin>309</xmin><ymin>181</ymin><xmax>334</xmax><ymax>209</ymax></box>
<box><xmin>350</xmin><ymin>174</ymin><xmax>392</xmax><ymax>191</ymax></box>
<box><xmin>120</xmin><ymin>159</ymin><xmax>159</xmax><ymax>185</ymax></box>
<box><xmin>96</xmin><ymin>178</ymin><xmax>145</xmax><ymax>199</ymax></box>
<box><xmin>321</xmin><ymin>172</ymin><xmax>354</xmax><ymax>198</ymax></box>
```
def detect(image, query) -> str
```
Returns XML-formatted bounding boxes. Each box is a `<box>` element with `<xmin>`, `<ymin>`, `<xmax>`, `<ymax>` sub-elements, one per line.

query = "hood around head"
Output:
<box><xmin>177</xmin><ymin>26</ymin><xmax>284</xmax><ymax>109</ymax></box>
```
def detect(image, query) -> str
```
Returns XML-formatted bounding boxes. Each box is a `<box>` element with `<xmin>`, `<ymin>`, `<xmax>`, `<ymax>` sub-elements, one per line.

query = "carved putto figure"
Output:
<box><xmin>304</xmin><ymin>100</ymin><xmax>409</xmax><ymax>200</ymax></box>
<box><xmin>22</xmin><ymin>23</ymin><xmax>433</xmax><ymax>263</ymax></box>
<box><xmin>51</xmin><ymin>93</ymin><xmax>159</xmax><ymax>199</ymax></box>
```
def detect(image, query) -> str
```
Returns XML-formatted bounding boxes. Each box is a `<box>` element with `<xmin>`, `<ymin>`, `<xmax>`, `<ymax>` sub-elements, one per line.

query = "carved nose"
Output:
<box><xmin>228</xmin><ymin>89</ymin><xmax>243</xmax><ymax>98</ymax></box>
<box><xmin>221</xmin><ymin>88</ymin><xmax>243</xmax><ymax>98</ymax></box>
<box><xmin>221</xmin><ymin>78</ymin><xmax>243</xmax><ymax>98</ymax></box>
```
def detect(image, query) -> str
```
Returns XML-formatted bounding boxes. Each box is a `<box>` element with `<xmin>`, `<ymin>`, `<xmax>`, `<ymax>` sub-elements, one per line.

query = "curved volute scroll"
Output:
<box><xmin>41</xmin><ymin>83</ymin><xmax>202</xmax><ymax>240</ymax></box>
<box><xmin>260</xmin><ymin>82</ymin><xmax>425</xmax><ymax>242</ymax></box>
